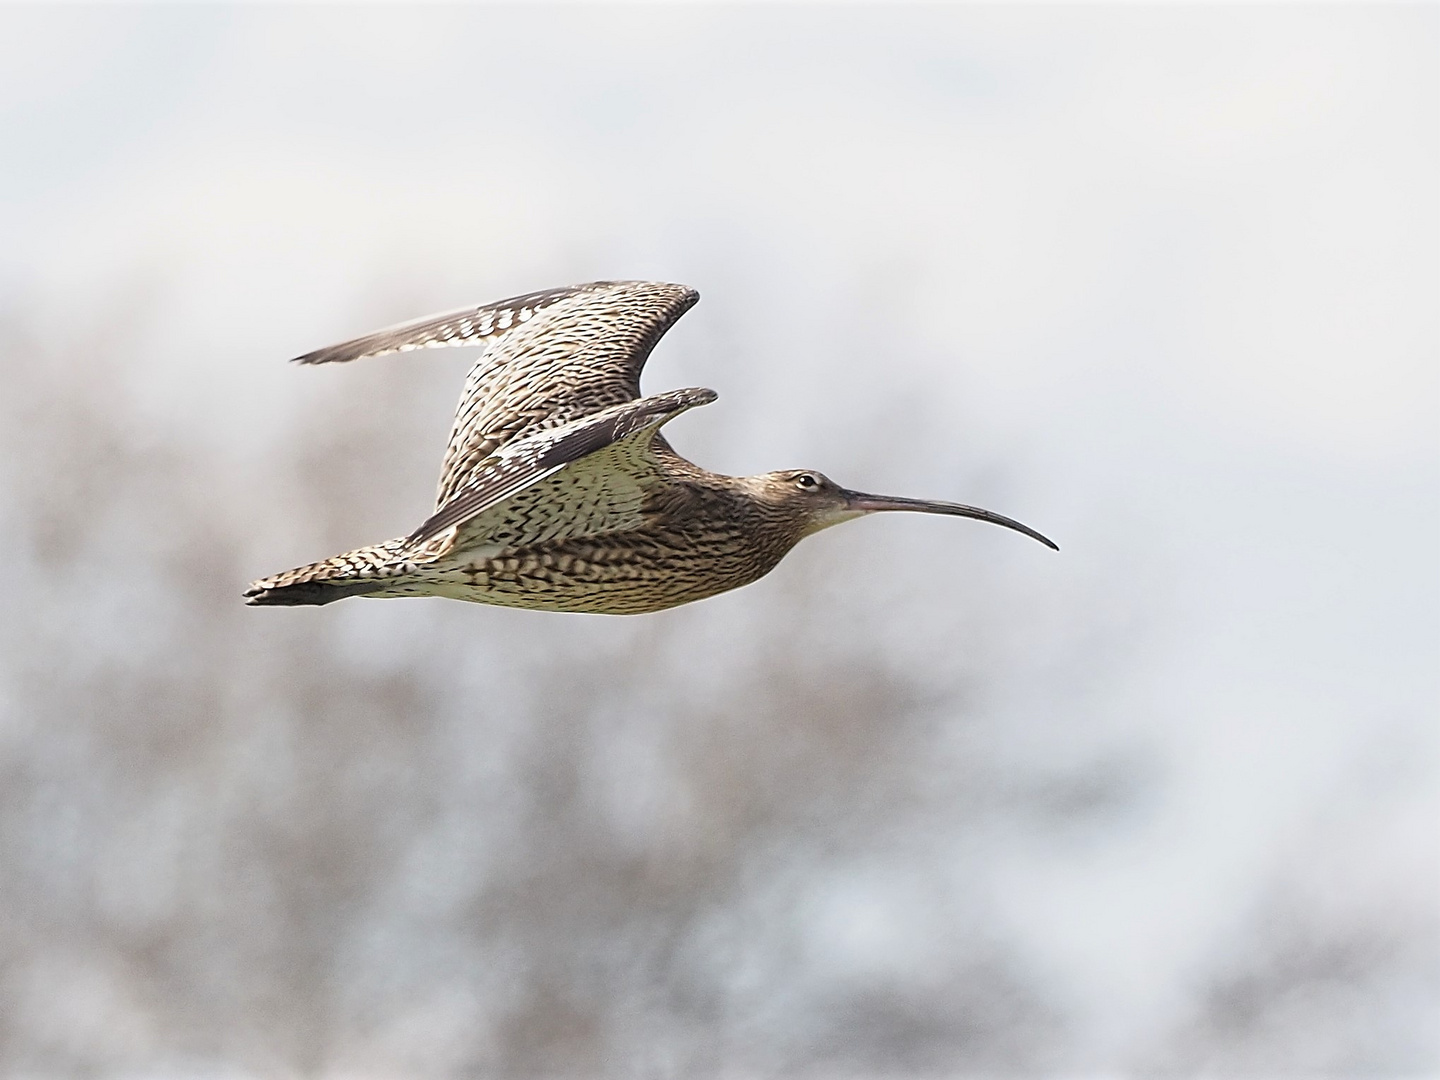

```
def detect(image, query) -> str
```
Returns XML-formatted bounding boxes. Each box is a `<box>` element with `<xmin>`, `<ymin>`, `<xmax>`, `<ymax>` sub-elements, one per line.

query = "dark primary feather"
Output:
<box><xmin>408</xmin><ymin>387</ymin><xmax>716</xmax><ymax>545</ymax></box>
<box><xmin>244</xmin><ymin>578</ymin><xmax>384</xmax><ymax>607</ymax></box>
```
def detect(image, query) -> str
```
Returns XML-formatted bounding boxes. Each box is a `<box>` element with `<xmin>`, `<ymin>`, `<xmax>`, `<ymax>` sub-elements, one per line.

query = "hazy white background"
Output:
<box><xmin>0</xmin><ymin>5</ymin><xmax>1435</xmax><ymax>1077</ymax></box>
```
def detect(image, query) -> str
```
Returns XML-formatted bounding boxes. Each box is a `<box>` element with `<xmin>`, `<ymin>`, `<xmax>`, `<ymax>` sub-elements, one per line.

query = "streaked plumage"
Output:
<box><xmin>245</xmin><ymin>280</ymin><xmax>1056</xmax><ymax>614</ymax></box>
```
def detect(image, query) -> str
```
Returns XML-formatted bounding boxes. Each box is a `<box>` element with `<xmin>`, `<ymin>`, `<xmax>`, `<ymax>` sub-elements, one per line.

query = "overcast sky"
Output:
<box><xmin>1</xmin><ymin>5</ymin><xmax>1436</xmax><ymax>1074</ymax></box>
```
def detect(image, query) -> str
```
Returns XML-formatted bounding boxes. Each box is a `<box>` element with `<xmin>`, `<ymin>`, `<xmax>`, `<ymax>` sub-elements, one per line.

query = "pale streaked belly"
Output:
<box><xmin>368</xmin><ymin>537</ymin><xmax>756</xmax><ymax>615</ymax></box>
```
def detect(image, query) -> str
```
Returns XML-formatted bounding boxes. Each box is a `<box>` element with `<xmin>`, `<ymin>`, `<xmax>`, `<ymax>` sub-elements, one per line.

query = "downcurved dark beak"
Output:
<box><xmin>843</xmin><ymin>491</ymin><xmax>1059</xmax><ymax>550</ymax></box>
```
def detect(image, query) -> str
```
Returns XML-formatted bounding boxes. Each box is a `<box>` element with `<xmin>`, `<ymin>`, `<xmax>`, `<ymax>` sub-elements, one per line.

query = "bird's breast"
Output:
<box><xmin>428</xmin><ymin>511</ymin><xmax>778</xmax><ymax>613</ymax></box>
<box><xmin>412</xmin><ymin>474</ymin><xmax>798</xmax><ymax>613</ymax></box>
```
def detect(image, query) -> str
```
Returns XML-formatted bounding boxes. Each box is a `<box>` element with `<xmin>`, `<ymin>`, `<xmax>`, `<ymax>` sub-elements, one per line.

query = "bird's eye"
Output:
<box><xmin>795</xmin><ymin>473</ymin><xmax>820</xmax><ymax>491</ymax></box>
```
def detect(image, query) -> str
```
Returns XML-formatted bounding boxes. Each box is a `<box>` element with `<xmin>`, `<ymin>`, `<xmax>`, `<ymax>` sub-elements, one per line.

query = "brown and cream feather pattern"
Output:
<box><xmin>245</xmin><ymin>279</ymin><xmax>1056</xmax><ymax>614</ymax></box>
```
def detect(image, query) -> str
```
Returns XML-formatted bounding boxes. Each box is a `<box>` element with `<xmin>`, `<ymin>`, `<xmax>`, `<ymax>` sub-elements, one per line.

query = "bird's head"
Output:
<box><xmin>748</xmin><ymin>469</ymin><xmax>1059</xmax><ymax>550</ymax></box>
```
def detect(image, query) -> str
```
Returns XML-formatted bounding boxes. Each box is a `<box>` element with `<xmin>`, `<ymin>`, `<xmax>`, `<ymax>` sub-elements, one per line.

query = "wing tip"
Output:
<box><xmin>592</xmin><ymin>279</ymin><xmax>698</xmax><ymax>309</ymax></box>
<box><xmin>679</xmin><ymin>386</ymin><xmax>718</xmax><ymax>408</ymax></box>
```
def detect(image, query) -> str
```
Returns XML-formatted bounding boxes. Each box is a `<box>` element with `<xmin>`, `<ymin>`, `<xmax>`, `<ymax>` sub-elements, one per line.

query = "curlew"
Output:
<box><xmin>245</xmin><ymin>281</ymin><xmax>1056</xmax><ymax>614</ymax></box>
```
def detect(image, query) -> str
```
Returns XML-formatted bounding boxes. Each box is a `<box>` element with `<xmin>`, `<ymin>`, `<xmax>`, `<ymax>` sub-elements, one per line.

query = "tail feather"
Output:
<box><xmin>244</xmin><ymin>538</ymin><xmax>416</xmax><ymax>607</ymax></box>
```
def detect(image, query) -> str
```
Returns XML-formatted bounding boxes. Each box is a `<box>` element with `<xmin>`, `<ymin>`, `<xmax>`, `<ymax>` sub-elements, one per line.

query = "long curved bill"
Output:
<box><xmin>843</xmin><ymin>491</ymin><xmax>1059</xmax><ymax>550</ymax></box>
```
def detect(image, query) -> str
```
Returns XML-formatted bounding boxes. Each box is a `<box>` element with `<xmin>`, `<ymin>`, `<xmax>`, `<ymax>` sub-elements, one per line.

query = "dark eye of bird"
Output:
<box><xmin>796</xmin><ymin>474</ymin><xmax>819</xmax><ymax>490</ymax></box>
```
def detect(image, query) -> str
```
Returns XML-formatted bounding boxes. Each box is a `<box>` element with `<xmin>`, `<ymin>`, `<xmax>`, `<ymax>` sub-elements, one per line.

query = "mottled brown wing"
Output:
<box><xmin>289</xmin><ymin>280</ymin><xmax>698</xmax><ymax>507</ymax></box>
<box><xmin>407</xmin><ymin>387</ymin><xmax>716</xmax><ymax>549</ymax></box>
<box><xmin>432</xmin><ymin>281</ymin><xmax>698</xmax><ymax>508</ymax></box>
<box><xmin>290</xmin><ymin>282</ymin><xmax>612</xmax><ymax>366</ymax></box>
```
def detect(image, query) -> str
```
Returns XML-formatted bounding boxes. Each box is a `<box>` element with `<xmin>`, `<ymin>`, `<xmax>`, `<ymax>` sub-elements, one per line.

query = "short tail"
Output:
<box><xmin>244</xmin><ymin>539</ymin><xmax>415</xmax><ymax>607</ymax></box>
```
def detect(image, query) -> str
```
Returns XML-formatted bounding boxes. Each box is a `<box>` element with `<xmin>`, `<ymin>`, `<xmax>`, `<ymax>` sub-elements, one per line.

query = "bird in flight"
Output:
<box><xmin>245</xmin><ymin>281</ymin><xmax>1056</xmax><ymax>614</ymax></box>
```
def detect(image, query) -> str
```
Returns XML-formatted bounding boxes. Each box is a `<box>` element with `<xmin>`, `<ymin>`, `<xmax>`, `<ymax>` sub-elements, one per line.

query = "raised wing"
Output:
<box><xmin>408</xmin><ymin>386</ymin><xmax>716</xmax><ymax>549</ymax></box>
<box><xmin>289</xmin><ymin>280</ymin><xmax>700</xmax><ymax>509</ymax></box>
<box><xmin>290</xmin><ymin>282</ymin><xmax>612</xmax><ymax>366</ymax></box>
<box><xmin>433</xmin><ymin>281</ymin><xmax>698</xmax><ymax>507</ymax></box>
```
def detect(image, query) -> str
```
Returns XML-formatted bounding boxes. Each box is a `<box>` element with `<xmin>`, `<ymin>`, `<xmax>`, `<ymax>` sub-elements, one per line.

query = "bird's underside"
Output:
<box><xmin>246</xmin><ymin>281</ymin><xmax>760</xmax><ymax>614</ymax></box>
<box><xmin>245</xmin><ymin>279</ymin><xmax>1057</xmax><ymax>615</ymax></box>
<box><xmin>245</xmin><ymin>385</ymin><xmax>762</xmax><ymax>615</ymax></box>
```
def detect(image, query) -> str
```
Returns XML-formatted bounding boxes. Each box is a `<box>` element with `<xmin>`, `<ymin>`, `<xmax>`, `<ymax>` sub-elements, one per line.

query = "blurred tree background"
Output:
<box><xmin>0</xmin><ymin>298</ymin><xmax>1100</xmax><ymax>1073</ymax></box>
<box><xmin>0</xmin><ymin>5</ymin><xmax>1434</xmax><ymax>1076</ymax></box>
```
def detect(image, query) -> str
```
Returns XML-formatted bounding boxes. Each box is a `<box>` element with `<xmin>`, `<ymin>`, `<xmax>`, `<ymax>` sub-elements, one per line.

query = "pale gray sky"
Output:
<box><xmin>1</xmin><ymin>5</ymin><xmax>1436</xmax><ymax>1074</ymax></box>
